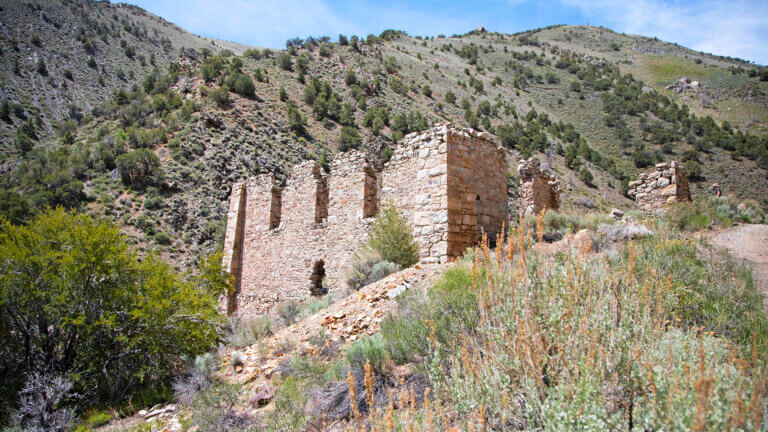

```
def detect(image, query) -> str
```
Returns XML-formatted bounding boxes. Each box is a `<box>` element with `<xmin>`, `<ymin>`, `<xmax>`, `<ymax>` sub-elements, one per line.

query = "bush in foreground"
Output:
<box><xmin>366</xmin><ymin>226</ymin><xmax>768</xmax><ymax>430</ymax></box>
<box><xmin>367</xmin><ymin>202</ymin><xmax>419</xmax><ymax>268</ymax></box>
<box><xmin>0</xmin><ymin>209</ymin><xmax>227</xmax><ymax>420</ymax></box>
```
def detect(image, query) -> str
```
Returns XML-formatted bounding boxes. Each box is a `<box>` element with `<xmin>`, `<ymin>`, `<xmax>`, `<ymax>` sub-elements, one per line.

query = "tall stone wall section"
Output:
<box><xmin>222</xmin><ymin>124</ymin><xmax>508</xmax><ymax>317</ymax></box>
<box><xmin>517</xmin><ymin>158</ymin><xmax>562</xmax><ymax>216</ymax></box>
<box><xmin>445</xmin><ymin>127</ymin><xmax>508</xmax><ymax>254</ymax></box>
<box><xmin>381</xmin><ymin>127</ymin><xmax>450</xmax><ymax>263</ymax></box>
<box><xmin>627</xmin><ymin>161</ymin><xmax>691</xmax><ymax>212</ymax></box>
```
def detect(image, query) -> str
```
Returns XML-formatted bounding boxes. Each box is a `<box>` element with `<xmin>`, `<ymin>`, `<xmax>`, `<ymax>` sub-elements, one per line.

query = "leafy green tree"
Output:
<box><xmin>0</xmin><ymin>209</ymin><xmax>226</xmax><ymax>412</ymax></box>
<box><xmin>296</xmin><ymin>52</ymin><xmax>311</xmax><ymax>75</ymax></box>
<box><xmin>36</xmin><ymin>59</ymin><xmax>47</xmax><ymax>76</ymax></box>
<box><xmin>285</xmin><ymin>102</ymin><xmax>306</xmax><ymax>135</ymax></box>
<box><xmin>338</xmin><ymin>126</ymin><xmax>361</xmax><ymax>151</ymax></box>
<box><xmin>115</xmin><ymin>148</ymin><xmax>161</xmax><ymax>187</ymax></box>
<box><xmin>0</xmin><ymin>189</ymin><xmax>30</xmax><ymax>225</ymax></box>
<box><xmin>209</xmin><ymin>85</ymin><xmax>230</xmax><ymax>108</ymax></box>
<box><xmin>345</xmin><ymin>70</ymin><xmax>357</xmax><ymax>86</ymax></box>
<box><xmin>579</xmin><ymin>166</ymin><xmax>595</xmax><ymax>187</ymax></box>
<box><xmin>278</xmin><ymin>53</ymin><xmax>293</xmax><ymax>71</ymax></box>
<box><xmin>234</xmin><ymin>75</ymin><xmax>255</xmax><ymax>97</ymax></box>
<box><xmin>366</xmin><ymin>202</ymin><xmax>419</xmax><ymax>268</ymax></box>
<box><xmin>445</xmin><ymin>91</ymin><xmax>456</xmax><ymax>105</ymax></box>
<box><xmin>389</xmin><ymin>78</ymin><xmax>407</xmax><ymax>95</ymax></box>
<box><xmin>339</xmin><ymin>102</ymin><xmax>355</xmax><ymax>126</ymax></box>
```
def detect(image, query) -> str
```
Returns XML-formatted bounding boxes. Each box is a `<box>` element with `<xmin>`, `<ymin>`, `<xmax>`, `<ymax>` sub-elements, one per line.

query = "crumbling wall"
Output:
<box><xmin>222</xmin><ymin>124</ymin><xmax>508</xmax><ymax>317</ymax></box>
<box><xmin>517</xmin><ymin>158</ymin><xmax>561</xmax><ymax>216</ymax></box>
<box><xmin>381</xmin><ymin>126</ymin><xmax>449</xmax><ymax>263</ymax></box>
<box><xmin>446</xmin><ymin>126</ymin><xmax>507</xmax><ymax>255</ymax></box>
<box><xmin>627</xmin><ymin>161</ymin><xmax>691</xmax><ymax>212</ymax></box>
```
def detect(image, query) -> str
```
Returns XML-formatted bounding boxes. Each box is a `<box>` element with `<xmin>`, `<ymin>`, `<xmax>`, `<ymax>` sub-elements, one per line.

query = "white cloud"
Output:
<box><xmin>559</xmin><ymin>0</ymin><xmax>768</xmax><ymax>64</ymax></box>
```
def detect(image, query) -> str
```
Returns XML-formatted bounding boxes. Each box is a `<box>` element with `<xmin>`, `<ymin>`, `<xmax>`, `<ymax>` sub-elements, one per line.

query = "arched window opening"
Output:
<box><xmin>315</xmin><ymin>176</ymin><xmax>329</xmax><ymax>224</ymax></box>
<box><xmin>363</xmin><ymin>163</ymin><xmax>378</xmax><ymax>218</ymax></box>
<box><xmin>269</xmin><ymin>186</ymin><xmax>282</xmax><ymax>229</ymax></box>
<box><xmin>309</xmin><ymin>260</ymin><xmax>327</xmax><ymax>297</ymax></box>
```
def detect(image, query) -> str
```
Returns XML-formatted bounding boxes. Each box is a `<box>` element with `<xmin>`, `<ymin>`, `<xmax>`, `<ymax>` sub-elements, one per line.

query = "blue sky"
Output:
<box><xmin>128</xmin><ymin>0</ymin><xmax>768</xmax><ymax>64</ymax></box>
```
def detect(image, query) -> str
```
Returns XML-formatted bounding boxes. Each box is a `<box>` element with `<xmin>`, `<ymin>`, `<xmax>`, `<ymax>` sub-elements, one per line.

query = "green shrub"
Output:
<box><xmin>345</xmin><ymin>333</ymin><xmax>387</xmax><ymax>373</ymax></box>
<box><xmin>278</xmin><ymin>53</ymin><xmax>293</xmax><ymax>71</ymax></box>
<box><xmin>298</xmin><ymin>293</ymin><xmax>336</xmax><ymax>318</ymax></box>
<box><xmin>285</xmin><ymin>102</ymin><xmax>306</xmax><ymax>135</ymax></box>
<box><xmin>344</xmin><ymin>246</ymin><xmax>399</xmax><ymax>290</ymax></box>
<box><xmin>579</xmin><ymin>166</ymin><xmax>595</xmax><ymax>186</ymax></box>
<box><xmin>85</xmin><ymin>411</ymin><xmax>112</xmax><ymax>428</ymax></box>
<box><xmin>344</xmin><ymin>70</ymin><xmax>357</xmax><ymax>86</ymax></box>
<box><xmin>665</xmin><ymin>197</ymin><xmax>766</xmax><ymax>231</ymax></box>
<box><xmin>36</xmin><ymin>59</ymin><xmax>47</xmax><ymax>76</ymax></box>
<box><xmin>209</xmin><ymin>85</ymin><xmax>230</xmax><ymax>108</ymax></box>
<box><xmin>541</xmin><ymin>211</ymin><xmax>612</xmax><ymax>235</ymax></box>
<box><xmin>115</xmin><ymin>148</ymin><xmax>161</xmax><ymax>187</ymax></box>
<box><xmin>445</xmin><ymin>91</ymin><xmax>456</xmax><ymax>104</ymax></box>
<box><xmin>263</xmin><ymin>377</ymin><xmax>307</xmax><ymax>431</ymax></box>
<box><xmin>186</xmin><ymin>383</ymin><xmax>255</xmax><ymax>431</ymax></box>
<box><xmin>389</xmin><ymin>77</ymin><xmax>407</xmax><ymax>95</ymax></box>
<box><xmin>143</xmin><ymin>195</ymin><xmax>164</xmax><ymax>210</ymax></box>
<box><xmin>276</xmin><ymin>300</ymin><xmax>300</xmax><ymax>325</ymax></box>
<box><xmin>366</xmin><ymin>202</ymin><xmax>420</xmax><ymax>268</ymax></box>
<box><xmin>154</xmin><ymin>231</ymin><xmax>171</xmax><ymax>245</ymax></box>
<box><xmin>0</xmin><ymin>210</ymin><xmax>226</xmax><ymax>413</ymax></box>
<box><xmin>381</xmin><ymin>290</ymin><xmax>431</xmax><ymax>364</ymax></box>
<box><xmin>226</xmin><ymin>73</ymin><xmax>255</xmax><ymax>97</ymax></box>
<box><xmin>226</xmin><ymin>315</ymin><xmax>273</xmax><ymax>347</ymax></box>
<box><xmin>338</xmin><ymin>126</ymin><xmax>361</xmax><ymax>151</ymax></box>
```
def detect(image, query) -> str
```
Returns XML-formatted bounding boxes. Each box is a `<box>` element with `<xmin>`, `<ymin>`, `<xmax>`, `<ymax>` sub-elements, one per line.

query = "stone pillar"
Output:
<box><xmin>627</xmin><ymin>161</ymin><xmax>691</xmax><ymax>212</ymax></box>
<box><xmin>517</xmin><ymin>157</ymin><xmax>562</xmax><ymax>216</ymax></box>
<box><xmin>221</xmin><ymin>182</ymin><xmax>246</xmax><ymax>315</ymax></box>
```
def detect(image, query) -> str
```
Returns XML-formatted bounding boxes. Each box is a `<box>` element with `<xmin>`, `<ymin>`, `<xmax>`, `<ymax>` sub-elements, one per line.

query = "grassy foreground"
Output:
<box><xmin>255</xmin><ymin>217</ymin><xmax>768</xmax><ymax>432</ymax></box>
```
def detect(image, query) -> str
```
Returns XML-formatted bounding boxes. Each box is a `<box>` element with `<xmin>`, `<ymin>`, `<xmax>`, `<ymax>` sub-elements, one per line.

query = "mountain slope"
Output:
<box><xmin>1</xmin><ymin>1</ymin><xmax>767</xmax><ymax>270</ymax></box>
<box><xmin>0</xmin><ymin>0</ymin><xmax>251</xmax><ymax>145</ymax></box>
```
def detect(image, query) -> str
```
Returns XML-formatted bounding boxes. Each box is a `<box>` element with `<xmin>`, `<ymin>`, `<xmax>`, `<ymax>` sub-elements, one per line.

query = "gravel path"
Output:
<box><xmin>709</xmin><ymin>224</ymin><xmax>768</xmax><ymax>308</ymax></box>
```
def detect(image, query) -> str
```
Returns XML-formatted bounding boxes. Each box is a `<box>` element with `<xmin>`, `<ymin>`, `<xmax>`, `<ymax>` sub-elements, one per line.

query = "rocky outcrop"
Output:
<box><xmin>517</xmin><ymin>158</ymin><xmax>562</xmax><ymax>216</ymax></box>
<box><xmin>627</xmin><ymin>161</ymin><xmax>691</xmax><ymax>212</ymax></box>
<box><xmin>665</xmin><ymin>77</ymin><xmax>701</xmax><ymax>93</ymax></box>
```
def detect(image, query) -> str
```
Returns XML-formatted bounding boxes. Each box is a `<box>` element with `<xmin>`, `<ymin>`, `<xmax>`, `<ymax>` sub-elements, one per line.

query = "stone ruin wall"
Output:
<box><xmin>446</xmin><ymin>128</ymin><xmax>508</xmax><ymax>253</ymax></box>
<box><xmin>627</xmin><ymin>161</ymin><xmax>691</xmax><ymax>212</ymax></box>
<box><xmin>222</xmin><ymin>124</ymin><xmax>508</xmax><ymax>317</ymax></box>
<box><xmin>516</xmin><ymin>157</ymin><xmax>562</xmax><ymax>216</ymax></box>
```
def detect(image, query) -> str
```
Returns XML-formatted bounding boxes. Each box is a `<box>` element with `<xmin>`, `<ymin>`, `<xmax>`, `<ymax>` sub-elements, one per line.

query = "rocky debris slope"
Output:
<box><xmin>222</xmin><ymin>263</ymin><xmax>446</xmax><ymax>386</ymax></box>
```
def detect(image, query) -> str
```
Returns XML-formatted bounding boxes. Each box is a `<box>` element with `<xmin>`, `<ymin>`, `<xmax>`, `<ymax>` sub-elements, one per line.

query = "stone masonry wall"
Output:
<box><xmin>627</xmin><ymin>161</ymin><xmax>691</xmax><ymax>212</ymax></box>
<box><xmin>446</xmin><ymin>127</ymin><xmax>508</xmax><ymax>254</ymax></box>
<box><xmin>222</xmin><ymin>124</ymin><xmax>508</xmax><ymax>317</ymax></box>
<box><xmin>517</xmin><ymin>157</ymin><xmax>562</xmax><ymax>216</ymax></box>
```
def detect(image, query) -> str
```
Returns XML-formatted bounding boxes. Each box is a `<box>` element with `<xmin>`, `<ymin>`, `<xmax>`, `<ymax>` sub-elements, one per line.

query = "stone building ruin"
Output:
<box><xmin>221</xmin><ymin>124</ymin><xmax>508</xmax><ymax>316</ymax></box>
<box><xmin>627</xmin><ymin>161</ymin><xmax>691</xmax><ymax>212</ymax></box>
<box><xmin>517</xmin><ymin>157</ymin><xmax>562</xmax><ymax>216</ymax></box>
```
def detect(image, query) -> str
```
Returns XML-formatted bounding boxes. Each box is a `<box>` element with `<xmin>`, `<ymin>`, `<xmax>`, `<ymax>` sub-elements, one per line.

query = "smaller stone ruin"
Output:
<box><xmin>517</xmin><ymin>157</ymin><xmax>562</xmax><ymax>216</ymax></box>
<box><xmin>627</xmin><ymin>161</ymin><xmax>691</xmax><ymax>212</ymax></box>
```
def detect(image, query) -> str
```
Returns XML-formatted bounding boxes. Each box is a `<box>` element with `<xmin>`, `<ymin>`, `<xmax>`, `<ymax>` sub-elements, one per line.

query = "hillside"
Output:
<box><xmin>1</xmin><ymin>1</ymin><xmax>767</xmax><ymax>270</ymax></box>
<box><xmin>2</xmin><ymin>2</ymin><xmax>768</xmax><ymax>431</ymax></box>
<box><xmin>0</xmin><ymin>0</ymin><xmax>251</xmax><ymax>149</ymax></box>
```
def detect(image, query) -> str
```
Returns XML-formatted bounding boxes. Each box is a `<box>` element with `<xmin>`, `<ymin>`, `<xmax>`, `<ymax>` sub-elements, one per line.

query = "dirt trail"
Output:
<box><xmin>708</xmin><ymin>224</ymin><xmax>768</xmax><ymax>307</ymax></box>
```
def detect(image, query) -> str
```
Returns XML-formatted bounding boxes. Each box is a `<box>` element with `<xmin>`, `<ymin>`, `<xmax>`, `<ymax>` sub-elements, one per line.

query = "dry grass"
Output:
<box><xmin>346</xmin><ymin>223</ymin><xmax>768</xmax><ymax>431</ymax></box>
